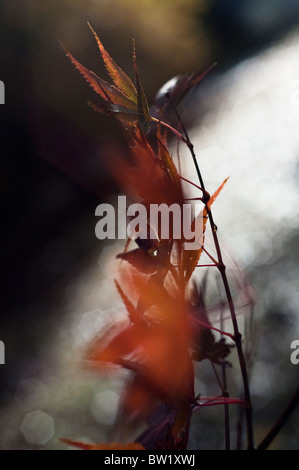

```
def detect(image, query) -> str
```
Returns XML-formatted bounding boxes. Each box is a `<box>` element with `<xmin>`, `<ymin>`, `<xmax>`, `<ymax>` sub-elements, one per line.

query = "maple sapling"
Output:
<box><xmin>62</xmin><ymin>24</ymin><xmax>299</xmax><ymax>451</ymax></box>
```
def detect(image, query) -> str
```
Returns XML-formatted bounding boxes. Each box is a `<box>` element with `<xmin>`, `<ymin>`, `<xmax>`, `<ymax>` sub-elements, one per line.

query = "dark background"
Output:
<box><xmin>0</xmin><ymin>0</ymin><xmax>299</xmax><ymax>449</ymax></box>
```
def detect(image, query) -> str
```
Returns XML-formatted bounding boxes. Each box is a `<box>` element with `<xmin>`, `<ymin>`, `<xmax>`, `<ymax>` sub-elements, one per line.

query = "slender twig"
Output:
<box><xmin>236</xmin><ymin>305</ymin><xmax>251</xmax><ymax>449</ymax></box>
<box><xmin>202</xmin><ymin>247</ymin><xmax>218</xmax><ymax>265</ymax></box>
<box><xmin>165</xmin><ymin>93</ymin><xmax>254</xmax><ymax>450</ymax></box>
<box><xmin>196</xmin><ymin>264</ymin><xmax>217</xmax><ymax>268</ymax></box>
<box><xmin>236</xmin><ymin>409</ymin><xmax>244</xmax><ymax>450</ymax></box>
<box><xmin>187</xmin><ymin>314</ymin><xmax>234</xmax><ymax>340</ymax></box>
<box><xmin>210</xmin><ymin>361</ymin><xmax>225</xmax><ymax>392</ymax></box>
<box><xmin>171</xmin><ymin>263</ymin><xmax>217</xmax><ymax>268</ymax></box>
<box><xmin>217</xmin><ymin>276</ymin><xmax>230</xmax><ymax>450</ymax></box>
<box><xmin>184</xmin><ymin>197</ymin><xmax>204</xmax><ymax>201</ymax></box>
<box><xmin>179</xmin><ymin>175</ymin><xmax>204</xmax><ymax>193</ymax></box>
<box><xmin>257</xmin><ymin>385</ymin><xmax>299</xmax><ymax>450</ymax></box>
<box><xmin>151</xmin><ymin>116</ymin><xmax>188</xmax><ymax>144</ymax></box>
<box><xmin>195</xmin><ymin>397</ymin><xmax>247</xmax><ymax>409</ymax></box>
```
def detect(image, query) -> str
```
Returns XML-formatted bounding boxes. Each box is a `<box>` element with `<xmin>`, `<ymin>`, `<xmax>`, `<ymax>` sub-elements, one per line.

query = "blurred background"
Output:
<box><xmin>0</xmin><ymin>0</ymin><xmax>299</xmax><ymax>450</ymax></box>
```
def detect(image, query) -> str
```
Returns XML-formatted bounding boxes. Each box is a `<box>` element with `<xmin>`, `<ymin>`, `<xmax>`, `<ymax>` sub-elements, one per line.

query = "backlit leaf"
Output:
<box><xmin>115</xmin><ymin>279</ymin><xmax>144</xmax><ymax>325</ymax></box>
<box><xmin>183</xmin><ymin>178</ymin><xmax>229</xmax><ymax>284</ymax></box>
<box><xmin>88</xmin><ymin>22</ymin><xmax>137</xmax><ymax>101</ymax></box>
<box><xmin>63</xmin><ymin>26</ymin><xmax>151</xmax><ymax>130</ymax></box>
<box><xmin>133</xmin><ymin>41</ymin><xmax>151</xmax><ymax>132</ymax></box>
<box><xmin>62</xmin><ymin>45</ymin><xmax>136</xmax><ymax>109</ymax></box>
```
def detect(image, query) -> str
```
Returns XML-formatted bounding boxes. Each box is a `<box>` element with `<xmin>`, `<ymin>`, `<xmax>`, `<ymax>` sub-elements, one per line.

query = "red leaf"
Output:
<box><xmin>62</xmin><ymin>26</ymin><xmax>151</xmax><ymax>129</ymax></box>
<box><xmin>87</xmin><ymin>301</ymin><xmax>194</xmax><ymax>406</ymax></box>
<box><xmin>115</xmin><ymin>279</ymin><xmax>145</xmax><ymax>325</ymax></box>
<box><xmin>88</xmin><ymin>22</ymin><xmax>137</xmax><ymax>101</ymax></box>
<box><xmin>133</xmin><ymin>40</ymin><xmax>151</xmax><ymax>132</ymax></box>
<box><xmin>62</xmin><ymin>45</ymin><xmax>136</xmax><ymax>109</ymax></box>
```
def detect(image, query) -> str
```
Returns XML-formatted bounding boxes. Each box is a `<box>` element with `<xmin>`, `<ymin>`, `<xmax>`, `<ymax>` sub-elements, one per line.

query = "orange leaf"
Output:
<box><xmin>88</xmin><ymin>315</ymin><xmax>194</xmax><ymax>404</ymax></box>
<box><xmin>183</xmin><ymin>208</ymin><xmax>208</xmax><ymax>284</ymax></box>
<box><xmin>62</xmin><ymin>45</ymin><xmax>136</xmax><ymax>109</ymax></box>
<box><xmin>115</xmin><ymin>279</ymin><xmax>144</xmax><ymax>325</ymax></box>
<box><xmin>110</xmin><ymin>128</ymin><xmax>183</xmax><ymax>208</ymax></box>
<box><xmin>157</xmin><ymin>129</ymin><xmax>181</xmax><ymax>188</ymax></box>
<box><xmin>183</xmin><ymin>177</ymin><xmax>229</xmax><ymax>283</ymax></box>
<box><xmin>207</xmin><ymin>177</ymin><xmax>229</xmax><ymax>210</ymax></box>
<box><xmin>62</xmin><ymin>26</ymin><xmax>151</xmax><ymax>130</ymax></box>
<box><xmin>88</xmin><ymin>22</ymin><xmax>137</xmax><ymax>102</ymax></box>
<box><xmin>133</xmin><ymin>41</ymin><xmax>151</xmax><ymax>132</ymax></box>
<box><xmin>88</xmin><ymin>324</ymin><xmax>145</xmax><ymax>366</ymax></box>
<box><xmin>120</xmin><ymin>374</ymin><xmax>156</xmax><ymax>419</ymax></box>
<box><xmin>60</xmin><ymin>438</ymin><xmax>145</xmax><ymax>450</ymax></box>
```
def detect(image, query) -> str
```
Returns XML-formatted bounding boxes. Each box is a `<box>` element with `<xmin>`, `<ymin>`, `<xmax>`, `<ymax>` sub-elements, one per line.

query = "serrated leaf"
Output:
<box><xmin>88</xmin><ymin>22</ymin><xmax>137</xmax><ymax>102</ymax></box>
<box><xmin>183</xmin><ymin>208</ymin><xmax>208</xmax><ymax>284</ymax></box>
<box><xmin>157</xmin><ymin>129</ymin><xmax>181</xmax><ymax>188</ymax></box>
<box><xmin>133</xmin><ymin>41</ymin><xmax>151</xmax><ymax>132</ymax></box>
<box><xmin>63</xmin><ymin>26</ymin><xmax>151</xmax><ymax>131</ymax></box>
<box><xmin>62</xmin><ymin>45</ymin><xmax>136</xmax><ymax>109</ymax></box>
<box><xmin>207</xmin><ymin>177</ymin><xmax>229</xmax><ymax>210</ymax></box>
<box><xmin>112</xmin><ymin>128</ymin><xmax>183</xmax><ymax>208</ymax></box>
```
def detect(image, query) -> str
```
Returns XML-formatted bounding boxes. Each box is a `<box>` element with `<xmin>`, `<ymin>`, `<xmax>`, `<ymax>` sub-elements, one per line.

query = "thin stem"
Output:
<box><xmin>236</xmin><ymin>404</ymin><xmax>244</xmax><ymax>450</ymax></box>
<box><xmin>196</xmin><ymin>264</ymin><xmax>218</xmax><ymax>268</ymax></box>
<box><xmin>257</xmin><ymin>385</ymin><xmax>299</xmax><ymax>450</ymax></box>
<box><xmin>220</xmin><ymin>271</ymin><xmax>254</xmax><ymax>449</ymax></box>
<box><xmin>179</xmin><ymin>175</ymin><xmax>204</xmax><ymax>193</ymax></box>
<box><xmin>202</xmin><ymin>247</ymin><xmax>218</xmax><ymax>265</ymax></box>
<box><xmin>151</xmin><ymin>116</ymin><xmax>188</xmax><ymax>143</ymax></box>
<box><xmin>217</xmin><ymin>276</ymin><xmax>230</xmax><ymax>451</ymax></box>
<box><xmin>166</xmin><ymin>93</ymin><xmax>254</xmax><ymax>450</ymax></box>
<box><xmin>187</xmin><ymin>314</ymin><xmax>234</xmax><ymax>340</ymax></box>
<box><xmin>176</xmin><ymin>134</ymin><xmax>182</xmax><ymax>177</ymax></box>
<box><xmin>199</xmin><ymin>400</ymin><xmax>246</xmax><ymax>407</ymax></box>
<box><xmin>195</xmin><ymin>397</ymin><xmax>247</xmax><ymax>409</ymax></box>
<box><xmin>184</xmin><ymin>197</ymin><xmax>204</xmax><ymax>201</ymax></box>
<box><xmin>171</xmin><ymin>263</ymin><xmax>216</xmax><ymax>268</ymax></box>
<box><xmin>236</xmin><ymin>305</ymin><xmax>254</xmax><ymax>450</ymax></box>
<box><xmin>222</xmin><ymin>369</ymin><xmax>230</xmax><ymax>450</ymax></box>
<box><xmin>210</xmin><ymin>361</ymin><xmax>225</xmax><ymax>392</ymax></box>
